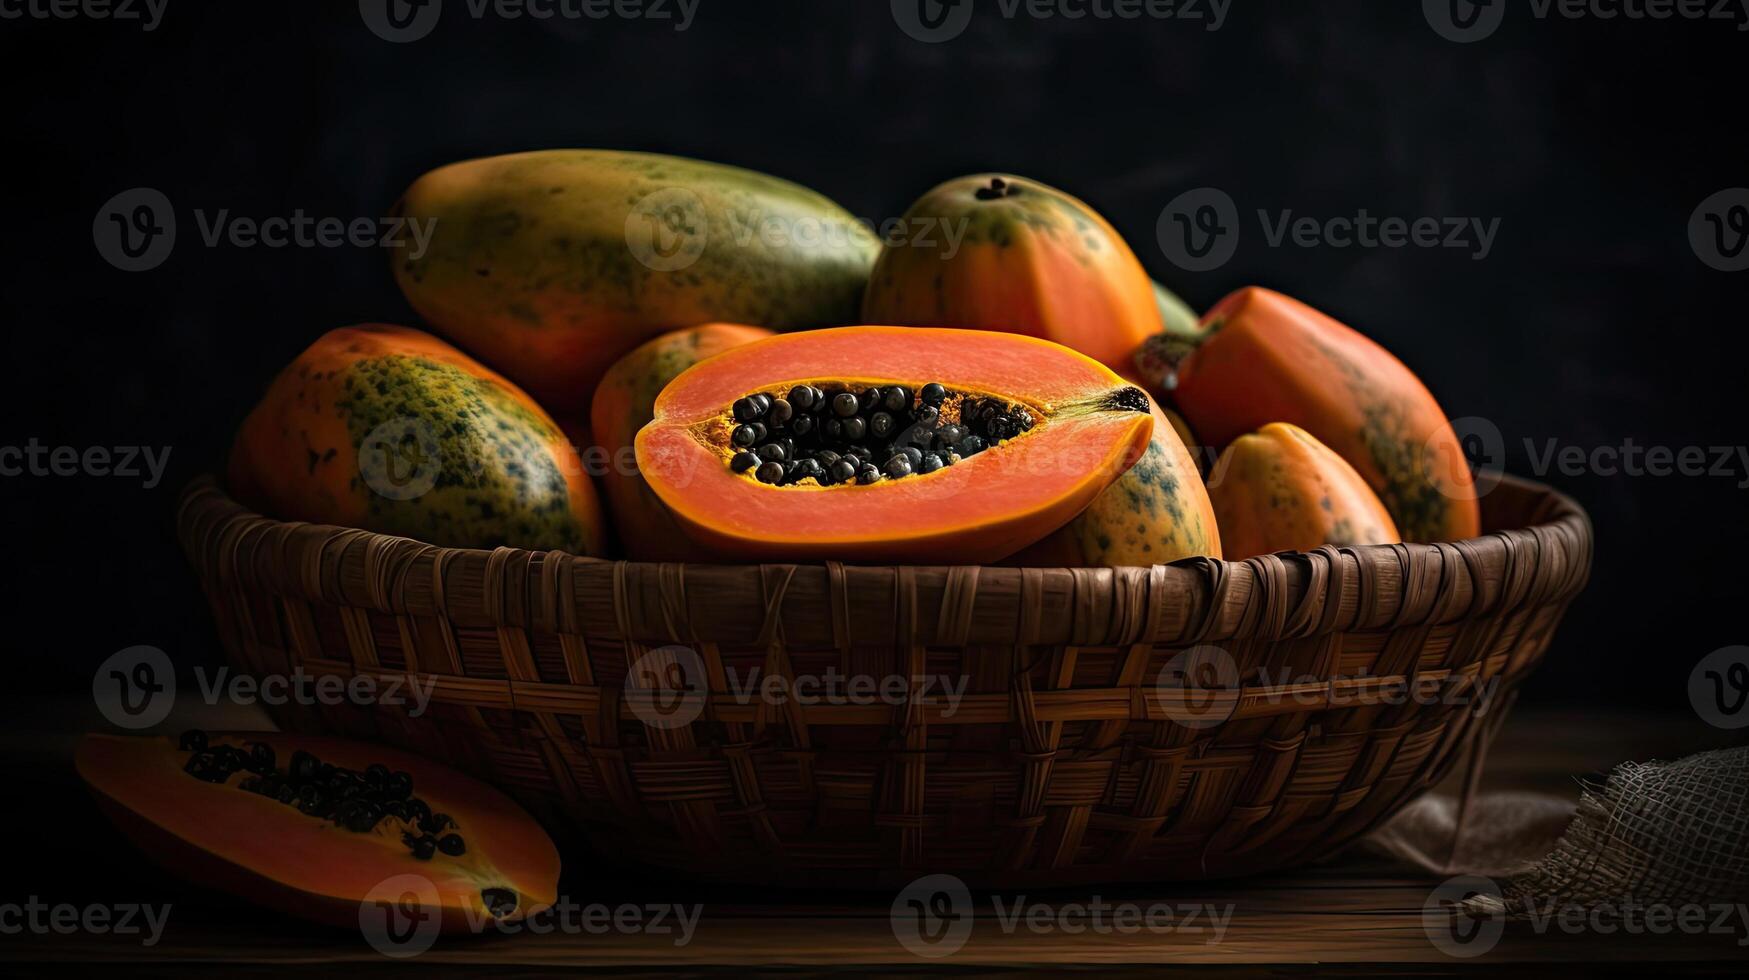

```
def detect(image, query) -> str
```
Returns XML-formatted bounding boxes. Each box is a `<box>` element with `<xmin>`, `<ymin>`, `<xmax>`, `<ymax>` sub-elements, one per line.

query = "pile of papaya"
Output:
<box><xmin>228</xmin><ymin>149</ymin><xmax>1481</xmax><ymax>566</ymax></box>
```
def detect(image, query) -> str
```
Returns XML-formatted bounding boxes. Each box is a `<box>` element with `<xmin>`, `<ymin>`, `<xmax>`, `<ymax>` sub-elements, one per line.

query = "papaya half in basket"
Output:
<box><xmin>634</xmin><ymin>326</ymin><xmax>1156</xmax><ymax>562</ymax></box>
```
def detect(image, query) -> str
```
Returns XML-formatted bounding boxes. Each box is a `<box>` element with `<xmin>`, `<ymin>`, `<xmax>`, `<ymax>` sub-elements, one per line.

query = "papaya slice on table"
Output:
<box><xmin>634</xmin><ymin>326</ymin><xmax>1155</xmax><ymax>563</ymax></box>
<box><xmin>76</xmin><ymin>732</ymin><xmax>559</xmax><ymax>934</ymax></box>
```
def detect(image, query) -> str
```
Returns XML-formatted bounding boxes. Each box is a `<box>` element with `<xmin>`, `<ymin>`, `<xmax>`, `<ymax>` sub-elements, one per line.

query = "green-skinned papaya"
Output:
<box><xmin>390</xmin><ymin>150</ymin><xmax>879</xmax><ymax>412</ymax></box>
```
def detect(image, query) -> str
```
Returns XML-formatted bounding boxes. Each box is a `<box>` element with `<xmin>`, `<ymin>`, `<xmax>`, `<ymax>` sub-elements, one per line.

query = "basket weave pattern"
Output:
<box><xmin>177</xmin><ymin>475</ymin><xmax>1590</xmax><ymax>886</ymax></box>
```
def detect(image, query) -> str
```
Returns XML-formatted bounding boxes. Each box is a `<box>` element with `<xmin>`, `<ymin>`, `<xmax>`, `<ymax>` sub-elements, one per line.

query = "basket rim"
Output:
<box><xmin>176</xmin><ymin>472</ymin><xmax>1591</xmax><ymax>648</ymax></box>
<box><xmin>177</xmin><ymin>471</ymin><xmax>1590</xmax><ymax>572</ymax></box>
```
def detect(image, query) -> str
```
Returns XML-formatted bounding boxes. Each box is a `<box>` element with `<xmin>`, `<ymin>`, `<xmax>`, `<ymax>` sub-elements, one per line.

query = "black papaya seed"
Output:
<box><xmin>766</xmin><ymin>398</ymin><xmax>793</xmax><ymax>425</ymax></box>
<box><xmin>731</xmin><ymin>451</ymin><xmax>760</xmax><ymax>473</ymax></box>
<box><xmin>841</xmin><ymin>416</ymin><xmax>867</xmax><ymax>441</ymax></box>
<box><xmin>750</xmin><ymin>393</ymin><xmax>771</xmax><ymax>414</ymax></box>
<box><xmin>920</xmin><ymin>382</ymin><xmax>947</xmax><ymax>406</ymax></box>
<box><xmin>857</xmin><ymin>465</ymin><xmax>881</xmax><ymax>484</ymax></box>
<box><xmin>732</xmin><ymin>397</ymin><xmax>761</xmax><ymax>423</ymax></box>
<box><xmin>919</xmin><ymin>453</ymin><xmax>944</xmax><ymax>474</ymax></box>
<box><xmin>437</xmin><ymin>834</ymin><xmax>466</xmax><ymax>856</ymax></box>
<box><xmin>829</xmin><ymin>459</ymin><xmax>857</xmax><ymax>484</ymax></box>
<box><xmin>901</xmin><ymin>446</ymin><xmax>924</xmax><ymax>467</ymax></box>
<box><xmin>411</xmin><ymin>836</ymin><xmax>437</xmax><ymax>860</ymax></box>
<box><xmin>884</xmin><ymin>455</ymin><xmax>913</xmax><ymax>478</ymax></box>
<box><xmin>790</xmin><ymin>414</ymin><xmax>814</xmax><ymax>437</ymax></box>
<box><xmin>883</xmin><ymin>386</ymin><xmax>910</xmax><ymax>413</ymax></box>
<box><xmin>858</xmin><ymin>387</ymin><xmax>882</xmax><ymax>412</ymax></box>
<box><xmin>757</xmin><ymin>443</ymin><xmax>787</xmax><ymax>463</ymax></box>
<box><xmin>731</xmin><ymin>424</ymin><xmax>758</xmax><ymax>447</ymax></box>
<box><xmin>870</xmin><ymin>412</ymin><xmax>895</xmax><ymax>439</ymax></box>
<box><xmin>831</xmin><ymin>392</ymin><xmax>859</xmax><ymax>417</ymax></box>
<box><xmin>937</xmin><ymin>424</ymin><xmax>965</xmax><ymax>446</ymax></box>
<box><xmin>960</xmin><ymin>434</ymin><xmax>987</xmax><ymax>455</ymax></box>
<box><xmin>482</xmin><ymin>888</ymin><xmax>518</xmax><ymax>919</ymax></box>
<box><xmin>423</xmin><ymin>812</ymin><xmax>455</xmax><ymax>833</ymax></box>
<box><xmin>755</xmin><ymin>462</ymin><xmax>784</xmax><ymax>485</ymax></box>
<box><xmin>788</xmin><ymin>385</ymin><xmax>815</xmax><ymax>411</ymax></box>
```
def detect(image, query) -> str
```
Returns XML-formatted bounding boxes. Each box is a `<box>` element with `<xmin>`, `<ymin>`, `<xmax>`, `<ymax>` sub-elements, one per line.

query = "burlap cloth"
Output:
<box><xmin>1367</xmin><ymin>746</ymin><xmax>1749</xmax><ymax>913</ymax></box>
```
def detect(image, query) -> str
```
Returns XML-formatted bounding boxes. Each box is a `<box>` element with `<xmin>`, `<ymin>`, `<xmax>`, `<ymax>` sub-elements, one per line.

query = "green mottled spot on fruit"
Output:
<box><xmin>335</xmin><ymin>355</ymin><xmax>587</xmax><ymax>552</ymax></box>
<box><xmin>1063</xmin><ymin>435</ymin><xmax>1214</xmax><ymax>565</ymax></box>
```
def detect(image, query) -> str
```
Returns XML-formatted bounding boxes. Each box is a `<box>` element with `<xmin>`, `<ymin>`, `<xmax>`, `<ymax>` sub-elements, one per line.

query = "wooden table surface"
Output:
<box><xmin>3</xmin><ymin>699</ymin><xmax>1745</xmax><ymax>973</ymax></box>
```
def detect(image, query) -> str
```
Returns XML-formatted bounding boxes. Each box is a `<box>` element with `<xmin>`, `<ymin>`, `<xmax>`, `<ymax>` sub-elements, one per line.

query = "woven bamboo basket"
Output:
<box><xmin>176</xmin><ymin>473</ymin><xmax>1590</xmax><ymax>887</ymax></box>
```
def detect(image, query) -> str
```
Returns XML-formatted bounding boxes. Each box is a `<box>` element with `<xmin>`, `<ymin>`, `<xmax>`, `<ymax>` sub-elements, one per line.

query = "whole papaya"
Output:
<box><xmin>1008</xmin><ymin>398</ymin><xmax>1221</xmax><ymax>567</ymax></box>
<box><xmin>590</xmin><ymin>323</ymin><xmax>773</xmax><ymax>560</ymax></box>
<box><xmin>1207</xmin><ymin>423</ymin><xmax>1400</xmax><ymax>560</ymax></box>
<box><xmin>862</xmin><ymin>174</ymin><xmax>1161</xmax><ymax>370</ymax></box>
<box><xmin>229</xmin><ymin>324</ymin><xmax>604</xmax><ymax>554</ymax></box>
<box><xmin>391</xmin><ymin>150</ymin><xmax>878</xmax><ymax>412</ymax></box>
<box><xmin>1169</xmin><ymin>287</ymin><xmax>1480</xmax><ymax>543</ymax></box>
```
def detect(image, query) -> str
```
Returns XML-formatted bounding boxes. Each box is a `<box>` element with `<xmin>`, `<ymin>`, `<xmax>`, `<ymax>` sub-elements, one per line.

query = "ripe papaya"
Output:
<box><xmin>591</xmin><ymin>323</ymin><xmax>773</xmax><ymax>560</ymax></box>
<box><xmin>1207</xmin><ymin>423</ymin><xmax>1400</xmax><ymax>560</ymax></box>
<box><xmin>1171</xmin><ymin>287</ymin><xmax>1480</xmax><ymax>542</ymax></box>
<box><xmin>635</xmin><ymin>326</ymin><xmax>1155</xmax><ymax>563</ymax></box>
<box><xmin>77</xmin><ymin>732</ymin><xmax>559</xmax><ymax>933</ymax></box>
<box><xmin>1007</xmin><ymin>397</ymin><xmax>1221</xmax><ymax>567</ymax></box>
<box><xmin>390</xmin><ymin>150</ymin><xmax>878</xmax><ymax>411</ymax></box>
<box><xmin>228</xmin><ymin>324</ymin><xmax>604</xmax><ymax>554</ymax></box>
<box><xmin>861</xmin><ymin>174</ymin><xmax>1161</xmax><ymax>370</ymax></box>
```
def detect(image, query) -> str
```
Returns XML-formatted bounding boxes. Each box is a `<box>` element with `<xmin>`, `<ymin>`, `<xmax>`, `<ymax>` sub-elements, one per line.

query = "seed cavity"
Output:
<box><xmin>177</xmin><ymin>729</ymin><xmax>463</xmax><ymax>862</ymax></box>
<box><xmin>720</xmin><ymin>382</ymin><xmax>1031</xmax><ymax>487</ymax></box>
<box><xmin>1104</xmin><ymin>386</ymin><xmax>1150</xmax><ymax>414</ymax></box>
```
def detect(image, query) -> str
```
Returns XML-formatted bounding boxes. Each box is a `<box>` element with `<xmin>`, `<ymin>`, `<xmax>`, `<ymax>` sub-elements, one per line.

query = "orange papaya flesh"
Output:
<box><xmin>228</xmin><ymin>324</ymin><xmax>604</xmax><ymax>554</ymax></box>
<box><xmin>1207</xmin><ymin>422</ymin><xmax>1401</xmax><ymax>560</ymax></box>
<box><xmin>1173</xmin><ymin>287</ymin><xmax>1480</xmax><ymax>542</ymax></box>
<box><xmin>635</xmin><ymin>326</ymin><xmax>1155</xmax><ymax>562</ymax></box>
<box><xmin>76</xmin><ymin>732</ymin><xmax>559</xmax><ymax>933</ymax></box>
<box><xmin>1007</xmin><ymin>398</ymin><xmax>1221</xmax><ymax>567</ymax></box>
<box><xmin>591</xmin><ymin>323</ymin><xmax>774</xmax><ymax>560</ymax></box>
<box><xmin>862</xmin><ymin>174</ymin><xmax>1161</xmax><ymax>370</ymax></box>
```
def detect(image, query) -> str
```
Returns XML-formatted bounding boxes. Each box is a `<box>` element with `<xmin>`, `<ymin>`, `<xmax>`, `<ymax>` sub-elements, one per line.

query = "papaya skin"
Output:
<box><xmin>1007</xmin><ymin>399</ymin><xmax>1221</xmax><ymax>567</ymax></box>
<box><xmin>76</xmin><ymin>733</ymin><xmax>559</xmax><ymax>933</ymax></box>
<box><xmin>635</xmin><ymin>327</ymin><xmax>1155</xmax><ymax>563</ymax></box>
<box><xmin>1152</xmin><ymin>279</ymin><xmax>1202</xmax><ymax>340</ymax></box>
<box><xmin>861</xmin><ymin>174</ymin><xmax>1162</xmax><ymax>370</ymax></box>
<box><xmin>391</xmin><ymin>150</ymin><xmax>878</xmax><ymax>411</ymax></box>
<box><xmin>228</xmin><ymin>324</ymin><xmax>604</xmax><ymax>554</ymax></box>
<box><xmin>1207</xmin><ymin>422</ymin><xmax>1400</xmax><ymax>560</ymax></box>
<box><xmin>1173</xmin><ymin>287</ymin><xmax>1480</xmax><ymax>543</ymax></box>
<box><xmin>590</xmin><ymin>323</ymin><xmax>773</xmax><ymax>560</ymax></box>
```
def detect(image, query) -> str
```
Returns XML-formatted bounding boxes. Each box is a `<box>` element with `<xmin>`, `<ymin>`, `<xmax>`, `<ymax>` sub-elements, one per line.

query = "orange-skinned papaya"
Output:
<box><xmin>77</xmin><ymin>732</ymin><xmax>559</xmax><ymax>933</ymax></box>
<box><xmin>1170</xmin><ymin>287</ymin><xmax>1480</xmax><ymax>542</ymax></box>
<box><xmin>591</xmin><ymin>323</ymin><xmax>773</xmax><ymax>559</ymax></box>
<box><xmin>635</xmin><ymin>326</ymin><xmax>1155</xmax><ymax>563</ymax></box>
<box><xmin>861</xmin><ymin>174</ymin><xmax>1161</xmax><ymax>370</ymax></box>
<box><xmin>1208</xmin><ymin>422</ymin><xmax>1400</xmax><ymax>560</ymax></box>
<box><xmin>229</xmin><ymin>324</ymin><xmax>605</xmax><ymax>554</ymax></box>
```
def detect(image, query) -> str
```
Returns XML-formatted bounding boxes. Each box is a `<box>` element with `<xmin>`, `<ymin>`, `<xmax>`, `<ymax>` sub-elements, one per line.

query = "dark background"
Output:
<box><xmin>3</xmin><ymin>0</ymin><xmax>1745</xmax><ymax>711</ymax></box>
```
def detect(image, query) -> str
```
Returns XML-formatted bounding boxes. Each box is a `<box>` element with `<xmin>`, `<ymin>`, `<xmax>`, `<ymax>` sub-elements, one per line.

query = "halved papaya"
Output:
<box><xmin>634</xmin><ymin>326</ymin><xmax>1155</xmax><ymax>562</ymax></box>
<box><xmin>1207</xmin><ymin>422</ymin><xmax>1400</xmax><ymax>560</ymax></box>
<box><xmin>77</xmin><ymin>732</ymin><xmax>559</xmax><ymax>934</ymax></box>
